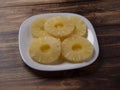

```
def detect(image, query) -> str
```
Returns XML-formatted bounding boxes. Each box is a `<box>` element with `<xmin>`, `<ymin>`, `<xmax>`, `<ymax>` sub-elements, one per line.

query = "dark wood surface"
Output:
<box><xmin>0</xmin><ymin>0</ymin><xmax>120</xmax><ymax>90</ymax></box>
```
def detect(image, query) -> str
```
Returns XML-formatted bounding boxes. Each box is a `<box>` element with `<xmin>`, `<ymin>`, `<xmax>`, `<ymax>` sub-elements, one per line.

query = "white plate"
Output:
<box><xmin>19</xmin><ymin>13</ymin><xmax>99</xmax><ymax>71</ymax></box>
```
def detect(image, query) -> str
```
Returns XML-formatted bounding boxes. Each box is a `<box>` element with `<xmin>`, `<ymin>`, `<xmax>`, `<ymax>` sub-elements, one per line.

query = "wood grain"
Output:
<box><xmin>0</xmin><ymin>0</ymin><xmax>120</xmax><ymax>90</ymax></box>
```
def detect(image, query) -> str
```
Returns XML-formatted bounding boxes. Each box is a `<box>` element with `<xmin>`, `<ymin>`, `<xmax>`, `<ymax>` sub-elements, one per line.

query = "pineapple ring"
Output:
<box><xmin>62</xmin><ymin>36</ymin><xmax>94</xmax><ymax>63</ymax></box>
<box><xmin>68</xmin><ymin>16</ymin><xmax>87</xmax><ymax>37</ymax></box>
<box><xmin>29</xmin><ymin>36</ymin><xmax>61</xmax><ymax>64</ymax></box>
<box><xmin>44</xmin><ymin>16</ymin><xmax>74</xmax><ymax>38</ymax></box>
<box><xmin>30</xmin><ymin>18</ymin><xmax>48</xmax><ymax>38</ymax></box>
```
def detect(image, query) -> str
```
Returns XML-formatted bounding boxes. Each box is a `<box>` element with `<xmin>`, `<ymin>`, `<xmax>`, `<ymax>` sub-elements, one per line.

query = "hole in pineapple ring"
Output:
<box><xmin>40</xmin><ymin>44</ymin><xmax>50</xmax><ymax>52</ymax></box>
<box><xmin>72</xmin><ymin>44</ymin><xmax>82</xmax><ymax>51</ymax></box>
<box><xmin>54</xmin><ymin>23</ymin><xmax>64</xmax><ymax>28</ymax></box>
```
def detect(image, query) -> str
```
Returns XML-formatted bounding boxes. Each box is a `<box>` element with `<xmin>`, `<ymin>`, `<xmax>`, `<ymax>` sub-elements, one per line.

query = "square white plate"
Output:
<box><xmin>19</xmin><ymin>13</ymin><xmax>99</xmax><ymax>71</ymax></box>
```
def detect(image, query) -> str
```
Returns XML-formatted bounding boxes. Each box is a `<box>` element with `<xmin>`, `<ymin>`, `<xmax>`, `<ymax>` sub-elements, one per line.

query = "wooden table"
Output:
<box><xmin>0</xmin><ymin>0</ymin><xmax>120</xmax><ymax>90</ymax></box>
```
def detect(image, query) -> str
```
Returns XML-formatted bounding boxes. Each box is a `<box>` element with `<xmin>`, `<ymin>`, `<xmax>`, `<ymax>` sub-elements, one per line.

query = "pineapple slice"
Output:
<box><xmin>44</xmin><ymin>16</ymin><xmax>74</xmax><ymax>38</ymax></box>
<box><xmin>62</xmin><ymin>36</ymin><xmax>94</xmax><ymax>63</ymax></box>
<box><xmin>30</xmin><ymin>18</ymin><xmax>48</xmax><ymax>38</ymax></box>
<box><xmin>29</xmin><ymin>36</ymin><xmax>61</xmax><ymax>64</ymax></box>
<box><xmin>68</xmin><ymin>16</ymin><xmax>87</xmax><ymax>37</ymax></box>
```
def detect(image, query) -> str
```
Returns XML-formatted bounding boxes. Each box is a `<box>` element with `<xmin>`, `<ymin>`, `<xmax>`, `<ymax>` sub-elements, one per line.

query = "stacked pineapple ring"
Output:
<box><xmin>29</xmin><ymin>16</ymin><xmax>94</xmax><ymax>64</ymax></box>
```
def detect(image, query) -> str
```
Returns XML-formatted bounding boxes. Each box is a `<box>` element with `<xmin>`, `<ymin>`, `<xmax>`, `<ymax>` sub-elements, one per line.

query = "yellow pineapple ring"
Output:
<box><xmin>29</xmin><ymin>36</ymin><xmax>61</xmax><ymax>64</ymax></box>
<box><xmin>44</xmin><ymin>16</ymin><xmax>74</xmax><ymax>38</ymax></box>
<box><xmin>68</xmin><ymin>16</ymin><xmax>87</xmax><ymax>37</ymax></box>
<box><xmin>62</xmin><ymin>36</ymin><xmax>94</xmax><ymax>63</ymax></box>
<box><xmin>30</xmin><ymin>18</ymin><xmax>48</xmax><ymax>38</ymax></box>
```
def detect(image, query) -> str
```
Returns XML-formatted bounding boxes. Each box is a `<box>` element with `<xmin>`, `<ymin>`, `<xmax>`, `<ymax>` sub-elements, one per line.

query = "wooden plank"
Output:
<box><xmin>95</xmin><ymin>25</ymin><xmax>120</xmax><ymax>36</ymax></box>
<box><xmin>0</xmin><ymin>0</ymin><xmax>120</xmax><ymax>27</ymax></box>
<box><xmin>86</xmin><ymin>10</ymin><xmax>120</xmax><ymax>26</ymax></box>
<box><xmin>0</xmin><ymin>56</ymin><xmax>119</xmax><ymax>89</ymax></box>
<box><xmin>0</xmin><ymin>0</ymin><xmax>74</xmax><ymax>8</ymax></box>
<box><xmin>0</xmin><ymin>0</ymin><xmax>100</xmax><ymax>8</ymax></box>
<box><xmin>0</xmin><ymin>0</ymin><xmax>120</xmax><ymax>15</ymax></box>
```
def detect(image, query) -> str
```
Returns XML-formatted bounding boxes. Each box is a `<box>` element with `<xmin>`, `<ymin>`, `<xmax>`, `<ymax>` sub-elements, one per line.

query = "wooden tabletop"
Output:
<box><xmin>0</xmin><ymin>0</ymin><xmax>120</xmax><ymax>90</ymax></box>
